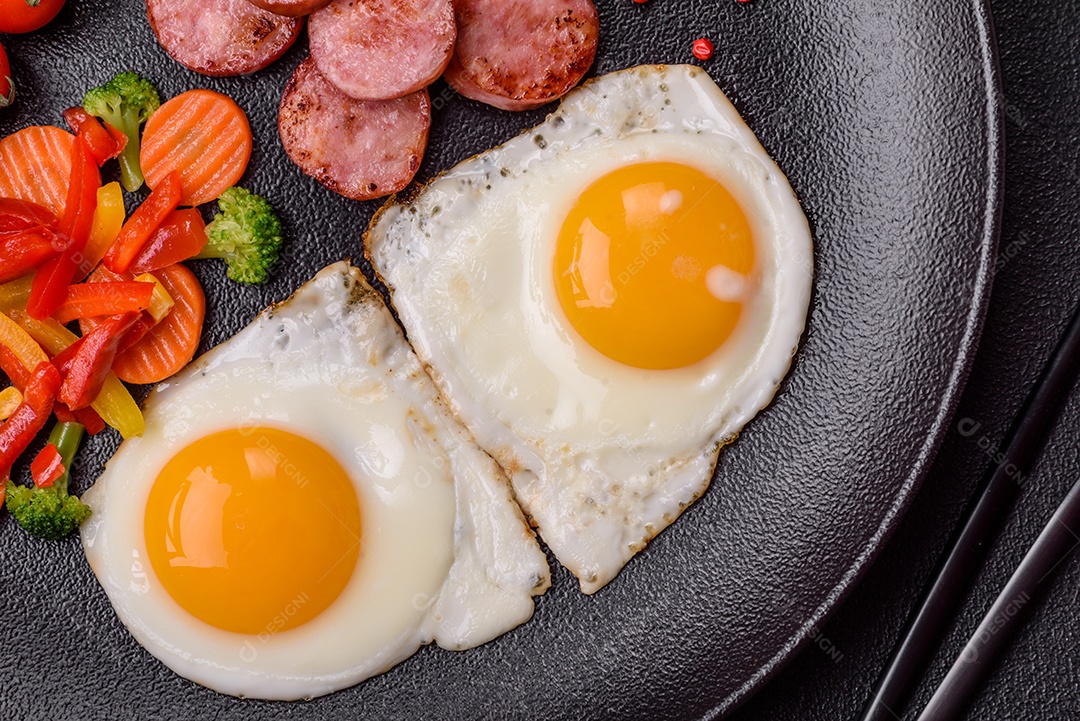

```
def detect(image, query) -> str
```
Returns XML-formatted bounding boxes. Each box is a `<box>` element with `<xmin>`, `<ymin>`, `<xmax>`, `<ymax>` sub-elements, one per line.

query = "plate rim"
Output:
<box><xmin>710</xmin><ymin>0</ymin><xmax>1005</xmax><ymax>716</ymax></box>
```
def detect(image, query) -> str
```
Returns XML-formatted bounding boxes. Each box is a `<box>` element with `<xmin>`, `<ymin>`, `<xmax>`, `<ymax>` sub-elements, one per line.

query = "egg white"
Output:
<box><xmin>366</xmin><ymin>65</ymin><xmax>813</xmax><ymax>593</ymax></box>
<box><xmin>80</xmin><ymin>262</ymin><xmax>549</xmax><ymax>700</ymax></box>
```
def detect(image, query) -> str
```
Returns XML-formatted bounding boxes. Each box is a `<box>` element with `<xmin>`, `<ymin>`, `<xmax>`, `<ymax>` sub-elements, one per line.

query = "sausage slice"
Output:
<box><xmin>146</xmin><ymin>0</ymin><xmax>303</xmax><ymax>76</ymax></box>
<box><xmin>444</xmin><ymin>0</ymin><xmax>599</xmax><ymax>111</ymax></box>
<box><xmin>244</xmin><ymin>0</ymin><xmax>331</xmax><ymax>16</ymax></box>
<box><xmin>279</xmin><ymin>57</ymin><xmax>431</xmax><ymax>201</ymax></box>
<box><xmin>308</xmin><ymin>0</ymin><xmax>455</xmax><ymax>100</ymax></box>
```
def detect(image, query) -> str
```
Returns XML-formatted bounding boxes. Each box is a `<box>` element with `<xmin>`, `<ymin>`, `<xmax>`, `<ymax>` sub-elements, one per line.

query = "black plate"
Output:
<box><xmin>0</xmin><ymin>0</ymin><xmax>1001</xmax><ymax>718</ymax></box>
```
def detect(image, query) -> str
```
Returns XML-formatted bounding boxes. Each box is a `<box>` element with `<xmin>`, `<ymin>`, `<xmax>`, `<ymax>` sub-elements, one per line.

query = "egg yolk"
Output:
<box><xmin>553</xmin><ymin>162</ymin><xmax>755</xmax><ymax>370</ymax></box>
<box><xmin>144</xmin><ymin>427</ymin><xmax>362</xmax><ymax>635</ymax></box>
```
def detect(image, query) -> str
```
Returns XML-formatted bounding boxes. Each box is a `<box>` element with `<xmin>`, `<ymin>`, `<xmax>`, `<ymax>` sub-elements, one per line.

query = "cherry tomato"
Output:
<box><xmin>0</xmin><ymin>43</ymin><xmax>11</xmax><ymax>109</ymax></box>
<box><xmin>0</xmin><ymin>0</ymin><xmax>66</xmax><ymax>34</ymax></box>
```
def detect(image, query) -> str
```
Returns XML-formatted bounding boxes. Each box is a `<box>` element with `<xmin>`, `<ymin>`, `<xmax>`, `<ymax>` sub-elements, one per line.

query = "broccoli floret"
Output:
<box><xmin>83</xmin><ymin>71</ymin><xmax>161</xmax><ymax>192</ymax></box>
<box><xmin>198</xmin><ymin>186</ymin><xmax>284</xmax><ymax>285</ymax></box>
<box><xmin>5</xmin><ymin>422</ymin><xmax>90</xmax><ymax>541</ymax></box>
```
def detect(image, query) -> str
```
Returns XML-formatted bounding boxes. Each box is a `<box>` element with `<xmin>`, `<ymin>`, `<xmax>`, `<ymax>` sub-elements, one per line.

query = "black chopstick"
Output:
<box><xmin>914</xmin><ymin>473</ymin><xmax>1080</xmax><ymax>720</ymax></box>
<box><xmin>857</xmin><ymin>301</ymin><xmax>1080</xmax><ymax>721</ymax></box>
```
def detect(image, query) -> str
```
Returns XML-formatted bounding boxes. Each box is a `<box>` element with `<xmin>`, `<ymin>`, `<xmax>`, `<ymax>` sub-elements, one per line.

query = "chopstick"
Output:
<box><xmin>857</xmin><ymin>301</ymin><xmax>1080</xmax><ymax>721</ymax></box>
<box><xmin>914</xmin><ymin>473</ymin><xmax>1080</xmax><ymax>720</ymax></box>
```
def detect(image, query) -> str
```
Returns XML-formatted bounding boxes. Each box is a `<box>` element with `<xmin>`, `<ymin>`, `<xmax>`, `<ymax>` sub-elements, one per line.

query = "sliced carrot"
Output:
<box><xmin>82</xmin><ymin>264</ymin><xmax>205</xmax><ymax>384</ymax></box>
<box><xmin>140</xmin><ymin>89</ymin><xmax>253</xmax><ymax>207</ymax></box>
<box><xmin>0</xmin><ymin>126</ymin><xmax>99</xmax><ymax>219</ymax></box>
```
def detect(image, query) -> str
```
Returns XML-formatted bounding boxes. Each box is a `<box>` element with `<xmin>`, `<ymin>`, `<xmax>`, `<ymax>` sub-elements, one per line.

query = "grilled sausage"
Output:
<box><xmin>146</xmin><ymin>0</ymin><xmax>303</xmax><ymax>76</ymax></box>
<box><xmin>308</xmin><ymin>0</ymin><xmax>455</xmax><ymax>100</ymax></box>
<box><xmin>244</xmin><ymin>0</ymin><xmax>332</xmax><ymax>16</ymax></box>
<box><xmin>443</xmin><ymin>0</ymin><xmax>598</xmax><ymax>111</ymax></box>
<box><xmin>279</xmin><ymin>57</ymin><xmax>431</xmax><ymax>200</ymax></box>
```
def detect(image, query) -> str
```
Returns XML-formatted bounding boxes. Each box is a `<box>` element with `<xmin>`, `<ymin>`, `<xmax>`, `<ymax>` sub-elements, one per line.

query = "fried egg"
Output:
<box><xmin>366</xmin><ymin>65</ymin><xmax>813</xmax><ymax>593</ymax></box>
<box><xmin>80</xmin><ymin>262</ymin><xmax>550</xmax><ymax>700</ymax></box>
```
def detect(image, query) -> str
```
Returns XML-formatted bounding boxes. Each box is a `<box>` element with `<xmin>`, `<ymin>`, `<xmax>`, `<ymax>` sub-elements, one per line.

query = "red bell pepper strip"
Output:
<box><xmin>129</xmin><ymin>209</ymin><xmax>208</xmax><ymax>274</ymax></box>
<box><xmin>0</xmin><ymin>198</ymin><xmax>58</xmax><ymax>233</ymax></box>
<box><xmin>76</xmin><ymin>405</ymin><xmax>106</xmax><ymax>435</ymax></box>
<box><xmin>31</xmin><ymin>443</ymin><xmax>65</xmax><ymax>488</ymax></box>
<box><xmin>116</xmin><ymin>313</ymin><xmax>156</xmax><ymax>355</ymax></box>
<box><xmin>0</xmin><ymin>227</ymin><xmax>63</xmax><ymax>283</ymax></box>
<box><xmin>51</xmin><ymin>401</ymin><xmax>77</xmax><ymax>424</ymax></box>
<box><xmin>63</xmin><ymin>107</ymin><xmax>126</xmax><ymax>166</ymax></box>
<box><xmin>52</xmin><ymin>403</ymin><xmax>105</xmax><ymax>435</ymax></box>
<box><xmin>51</xmin><ymin>280</ymin><xmax>155</xmax><ymax>324</ymax></box>
<box><xmin>26</xmin><ymin>135</ymin><xmax>100</xmax><ymax>320</ymax></box>
<box><xmin>55</xmin><ymin>311</ymin><xmax>141</xmax><ymax>410</ymax></box>
<box><xmin>0</xmin><ymin>361</ymin><xmax>60</xmax><ymax>478</ymax></box>
<box><xmin>77</xmin><ymin>267</ymin><xmax>169</xmax><ymax>356</ymax></box>
<box><xmin>104</xmin><ymin>171</ymin><xmax>182</xmax><ymax>274</ymax></box>
<box><xmin>48</xmin><ymin>338</ymin><xmax>82</xmax><ymax>381</ymax></box>
<box><xmin>0</xmin><ymin>343</ymin><xmax>33</xmax><ymax>390</ymax></box>
<box><xmin>105</xmin><ymin>124</ymin><xmax>127</xmax><ymax>153</ymax></box>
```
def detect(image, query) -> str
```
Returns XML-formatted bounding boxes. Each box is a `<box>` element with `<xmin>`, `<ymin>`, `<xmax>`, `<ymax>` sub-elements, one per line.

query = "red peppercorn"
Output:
<box><xmin>692</xmin><ymin>38</ymin><xmax>714</xmax><ymax>60</ymax></box>
<box><xmin>632</xmin><ymin>0</ymin><xmax>649</xmax><ymax>3</ymax></box>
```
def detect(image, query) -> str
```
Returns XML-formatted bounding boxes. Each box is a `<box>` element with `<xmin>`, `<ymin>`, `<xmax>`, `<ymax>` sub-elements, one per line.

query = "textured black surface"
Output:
<box><xmin>0</xmin><ymin>1</ymin><xmax>1001</xmax><ymax>720</ymax></box>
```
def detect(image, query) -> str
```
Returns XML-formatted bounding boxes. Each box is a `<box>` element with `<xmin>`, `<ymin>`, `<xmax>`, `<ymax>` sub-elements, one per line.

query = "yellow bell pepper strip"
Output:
<box><xmin>0</xmin><ymin>386</ymin><xmax>22</xmax><ymax>419</ymax></box>
<box><xmin>88</xmin><ymin>375</ymin><xmax>141</xmax><ymax>437</ymax></box>
<box><xmin>0</xmin><ymin>310</ymin><xmax>49</xmax><ymax>375</ymax></box>
<box><xmin>74</xmin><ymin>181</ymin><xmax>125</xmax><ymax>283</ymax></box>
<box><xmin>0</xmin><ymin>275</ymin><xmax>33</xmax><ymax>311</ymax></box>
<box><xmin>8</xmin><ymin>311</ymin><xmax>144</xmax><ymax>438</ymax></box>
<box><xmin>133</xmin><ymin>272</ymin><xmax>175</xmax><ymax>323</ymax></box>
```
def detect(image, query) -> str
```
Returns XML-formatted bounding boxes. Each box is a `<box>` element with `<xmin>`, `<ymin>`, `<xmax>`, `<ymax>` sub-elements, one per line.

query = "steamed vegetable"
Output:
<box><xmin>82</xmin><ymin>71</ymin><xmax>162</xmax><ymax>192</ymax></box>
<box><xmin>81</xmin><ymin>264</ymin><xmax>205</xmax><ymax>386</ymax></box>
<box><xmin>140</xmin><ymin>89</ymin><xmax>252</xmax><ymax>206</ymax></box>
<box><xmin>0</xmin><ymin>126</ymin><xmax>94</xmax><ymax>218</ymax></box>
<box><xmin>104</xmin><ymin>171</ymin><xmax>181</xmax><ymax>273</ymax></box>
<box><xmin>25</xmin><ymin>133</ymin><xmax>99</xmax><ymax>320</ymax></box>
<box><xmin>199</xmin><ymin>186</ymin><xmax>283</xmax><ymax>285</ymax></box>
<box><xmin>0</xmin><ymin>361</ymin><xmax>59</xmax><ymax>479</ymax></box>
<box><xmin>6</xmin><ymin>422</ymin><xmax>91</xmax><ymax>540</ymax></box>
